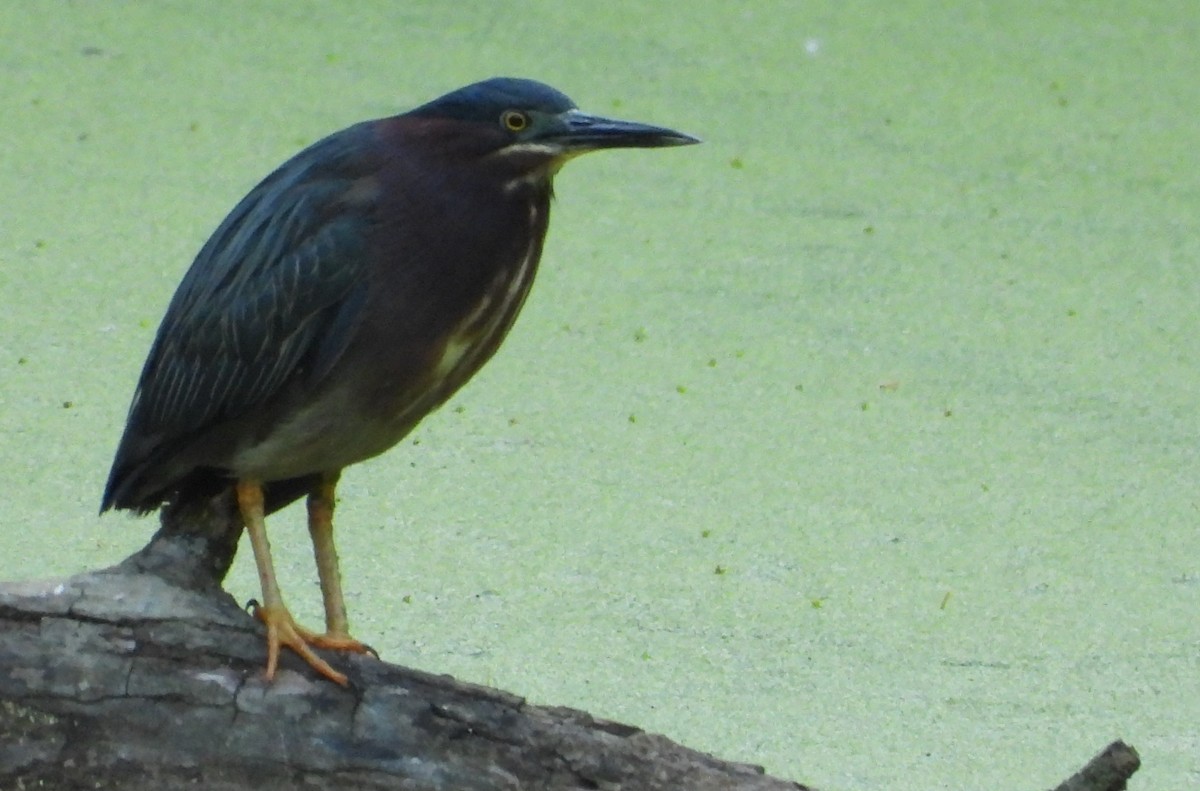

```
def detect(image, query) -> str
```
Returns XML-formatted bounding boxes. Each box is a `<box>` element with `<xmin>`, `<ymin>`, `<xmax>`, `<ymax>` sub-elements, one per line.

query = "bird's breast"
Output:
<box><xmin>348</xmin><ymin>186</ymin><xmax>550</xmax><ymax>451</ymax></box>
<box><xmin>433</xmin><ymin>221</ymin><xmax>541</xmax><ymax>378</ymax></box>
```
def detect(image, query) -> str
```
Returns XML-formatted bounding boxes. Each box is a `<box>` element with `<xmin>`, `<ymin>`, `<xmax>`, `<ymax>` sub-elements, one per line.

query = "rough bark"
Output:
<box><xmin>0</xmin><ymin>492</ymin><xmax>1140</xmax><ymax>790</ymax></box>
<box><xmin>1051</xmin><ymin>740</ymin><xmax>1140</xmax><ymax>791</ymax></box>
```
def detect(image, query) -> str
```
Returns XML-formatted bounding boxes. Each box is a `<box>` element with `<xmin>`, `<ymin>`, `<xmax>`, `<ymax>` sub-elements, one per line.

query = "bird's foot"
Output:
<box><xmin>251</xmin><ymin>602</ymin><xmax>349</xmax><ymax>686</ymax></box>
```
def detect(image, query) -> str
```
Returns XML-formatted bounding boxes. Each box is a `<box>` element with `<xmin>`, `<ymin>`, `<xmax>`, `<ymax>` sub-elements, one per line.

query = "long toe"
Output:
<box><xmin>309</xmin><ymin>632</ymin><xmax>379</xmax><ymax>658</ymax></box>
<box><xmin>254</xmin><ymin>604</ymin><xmax>349</xmax><ymax>686</ymax></box>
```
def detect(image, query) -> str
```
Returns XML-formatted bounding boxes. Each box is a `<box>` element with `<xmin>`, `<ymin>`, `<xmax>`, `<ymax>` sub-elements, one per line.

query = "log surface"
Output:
<box><xmin>0</xmin><ymin>568</ymin><xmax>807</xmax><ymax>790</ymax></box>
<box><xmin>0</xmin><ymin>494</ymin><xmax>1141</xmax><ymax>790</ymax></box>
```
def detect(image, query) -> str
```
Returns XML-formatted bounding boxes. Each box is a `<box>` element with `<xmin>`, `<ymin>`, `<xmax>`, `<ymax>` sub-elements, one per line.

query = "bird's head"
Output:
<box><xmin>404</xmin><ymin>77</ymin><xmax>699</xmax><ymax>181</ymax></box>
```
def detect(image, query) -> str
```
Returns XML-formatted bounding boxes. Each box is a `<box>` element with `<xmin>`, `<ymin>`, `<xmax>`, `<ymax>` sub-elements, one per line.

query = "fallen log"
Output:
<box><xmin>0</xmin><ymin>491</ymin><xmax>1140</xmax><ymax>790</ymax></box>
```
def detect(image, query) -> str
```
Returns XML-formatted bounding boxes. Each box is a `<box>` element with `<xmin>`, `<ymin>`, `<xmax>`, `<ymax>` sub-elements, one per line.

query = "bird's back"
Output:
<box><xmin>101</xmin><ymin>123</ymin><xmax>387</xmax><ymax>513</ymax></box>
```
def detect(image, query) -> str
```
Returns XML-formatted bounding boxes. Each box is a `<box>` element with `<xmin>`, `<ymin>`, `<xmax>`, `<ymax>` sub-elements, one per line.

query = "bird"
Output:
<box><xmin>100</xmin><ymin>77</ymin><xmax>698</xmax><ymax>686</ymax></box>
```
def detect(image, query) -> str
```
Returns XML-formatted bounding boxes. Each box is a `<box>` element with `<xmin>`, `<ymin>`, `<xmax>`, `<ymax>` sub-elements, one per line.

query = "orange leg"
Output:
<box><xmin>236</xmin><ymin>479</ymin><xmax>348</xmax><ymax>686</ymax></box>
<box><xmin>305</xmin><ymin>471</ymin><xmax>375</xmax><ymax>656</ymax></box>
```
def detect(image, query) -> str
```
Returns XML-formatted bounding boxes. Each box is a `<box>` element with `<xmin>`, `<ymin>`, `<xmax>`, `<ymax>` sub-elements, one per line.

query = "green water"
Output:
<box><xmin>2</xmin><ymin>3</ymin><xmax>1197</xmax><ymax>788</ymax></box>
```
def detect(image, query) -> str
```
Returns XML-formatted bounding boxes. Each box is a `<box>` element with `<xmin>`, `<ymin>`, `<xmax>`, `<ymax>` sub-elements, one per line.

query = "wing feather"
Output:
<box><xmin>102</xmin><ymin>124</ymin><xmax>382</xmax><ymax>510</ymax></box>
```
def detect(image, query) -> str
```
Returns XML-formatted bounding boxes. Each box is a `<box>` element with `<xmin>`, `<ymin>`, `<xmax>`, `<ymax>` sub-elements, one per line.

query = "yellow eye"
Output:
<box><xmin>501</xmin><ymin>110</ymin><xmax>529</xmax><ymax>132</ymax></box>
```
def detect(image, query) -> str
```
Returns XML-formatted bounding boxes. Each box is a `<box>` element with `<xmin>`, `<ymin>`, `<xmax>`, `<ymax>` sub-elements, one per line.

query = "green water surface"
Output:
<box><xmin>1</xmin><ymin>3</ymin><xmax>1197</xmax><ymax>789</ymax></box>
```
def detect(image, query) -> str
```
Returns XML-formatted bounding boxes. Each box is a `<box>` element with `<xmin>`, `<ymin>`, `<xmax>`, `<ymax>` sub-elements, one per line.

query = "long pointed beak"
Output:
<box><xmin>550</xmin><ymin>110</ymin><xmax>701</xmax><ymax>151</ymax></box>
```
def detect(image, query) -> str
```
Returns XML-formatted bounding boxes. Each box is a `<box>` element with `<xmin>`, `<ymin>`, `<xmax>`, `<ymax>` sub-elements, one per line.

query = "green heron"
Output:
<box><xmin>101</xmin><ymin>77</ymin><xmax>698</xmax><ymax>685</ymax></box>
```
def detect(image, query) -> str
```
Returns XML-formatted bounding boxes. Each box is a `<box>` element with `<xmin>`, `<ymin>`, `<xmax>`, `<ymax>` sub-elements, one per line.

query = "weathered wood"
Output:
<box><xmin>1051</xmin><ymin>740</ymin><xmax>1140</xmax><ymax>791</ymax></box>
<box><xmin>0</xmin><ymin>567</ymin><xmax>810</xmax><ymax>790</ymax></box>
<box><xmin>1</xmin><ymin>493</ymin><xmax>809</xmax><ymax>789</ymax></box>
<box><xmin>0</xmin><ymin>493</ymin><xmax>1141</xmax><ymax>789</ymax></box>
